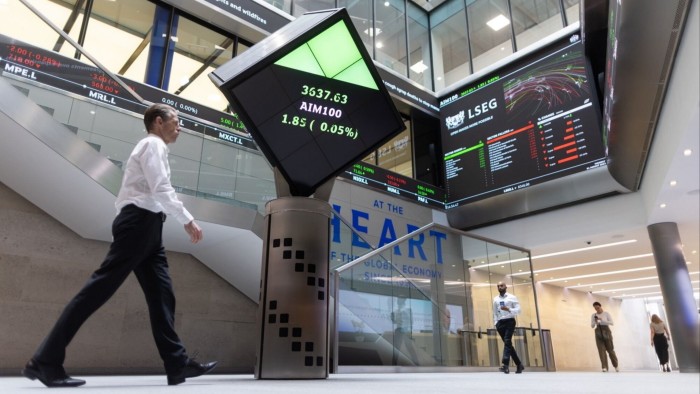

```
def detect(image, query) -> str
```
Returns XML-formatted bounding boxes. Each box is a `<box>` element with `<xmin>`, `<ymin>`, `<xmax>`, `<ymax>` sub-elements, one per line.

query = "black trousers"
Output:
<box><xmin>33</xmin><ymin>204</ymin><xmax>187</xmax><ymax>374</ymax></box>
<box><xmin>496</xmin><ymin>318</ymin><xmax>521</xmax><ymax>366</ymax></box>
<box><xmin>653</xmin><ymin>333</ymin><xmax>669</xmax><ymax>365</ymax></box>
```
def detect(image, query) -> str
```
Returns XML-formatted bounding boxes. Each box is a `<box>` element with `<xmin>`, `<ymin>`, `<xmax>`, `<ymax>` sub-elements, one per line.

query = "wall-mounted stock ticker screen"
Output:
<box><xmin>210</xmin><ymin>9</ymin><xmax>405</xmax><ymax>197</ymax></box>
<box><xmin>439</xmin><ymin>34</ymin><xmax>607</xmax><ymax>208</ymax></box>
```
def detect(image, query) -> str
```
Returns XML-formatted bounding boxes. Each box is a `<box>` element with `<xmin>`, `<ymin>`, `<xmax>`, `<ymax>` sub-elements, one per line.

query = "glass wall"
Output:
<box><xmin>164</xmin><ymin>13</ymin><xmax>233</xmax><ymax>112</ymax></box>
<box><xmin>510</xmin><ymin>0</ymin><xmax>564</xmax><ymax>49</ymax></box>
<box><xmin>361</xmin><ymin>118</ymin><xmax>414</xmax><ymax>178</ymax></box>
<box><xmin>291</xmin><ymin>0</ymin><xmax>336</xmax><ymax>17</ymax></box>
<box><xmin>9</xmin><ymin>0</ymin><xmax>249</xmax><ymax>116</ymax></box>
<box><xmin>80</xmin><ymin>0</ymin><xmax>154</xmax><ymax>83</ymax></box>
<box><xmin>468</xmin><ymin>0</ymin><xmax>514</xmax><ymax>73</ymax></box>
<box><xmin>407</xmin><ymin>1</ymin><xmax>431</xmax><ymax>89</ymax></box>
<box><xmin>430</xmin><ymin>2</ymin><xmax>470</xmax><ymax>91</ymax></box>
<box><xmin>374</xmin><ymin>0</ymin><xmax>408</xmax><ymax>75</ymax></box>
<box><xmin>6</xmin><ymin>0</ymin><xmax>85</xmax><ymax>60</ymax></box>
<box><xmin>563</xmin><ymin>0</ymin><xmax>581</xmax><ymax>25</ymax></box>
<box><xmin>332</xmin><ymin>223</ymin><xmax>545</xmax><ymax>368</ymax></box>
<box><xmin>377</xmin><ymin>123</ymin><xmax>413</xmax><ymax>177</ymax></box>
<box><xmin>253</xmin><ymin>0</ymin><xmax>582</xmax><ymax>102</ymax></box>
<box><xmin>261</xmin><ymin>0</ymin><xmax>292</xmax><ymax>14</ymax></box>
<box><xmin>429</xmin><ymin>0</ymin><xmax>578</xmax><ymax>90</ymax></box>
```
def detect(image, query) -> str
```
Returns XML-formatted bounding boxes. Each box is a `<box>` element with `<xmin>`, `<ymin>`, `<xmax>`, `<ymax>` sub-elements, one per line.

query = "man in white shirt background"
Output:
<box><xmin>22</xmin><ymin>103</ymin><xmax>216</xmax><ymax>387</ymax></box>
<box><xmin>493</xmin><ymin>281</ymin><xmax>524</xmax><ymax>374</ymax></box>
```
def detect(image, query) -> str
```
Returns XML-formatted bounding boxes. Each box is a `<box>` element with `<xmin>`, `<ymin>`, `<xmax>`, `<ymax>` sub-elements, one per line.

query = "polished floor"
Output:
<box><xmin>2</xmin><ymin>371</ymin><xmax>698</xmax><ymax>394</ymax></box>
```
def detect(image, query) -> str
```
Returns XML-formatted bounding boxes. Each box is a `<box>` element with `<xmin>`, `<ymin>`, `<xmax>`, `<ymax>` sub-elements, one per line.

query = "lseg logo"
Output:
<box><xmin>445</xmin><ymin>111</ymin><xmax>465</xmax><ymax>130</ymax></box>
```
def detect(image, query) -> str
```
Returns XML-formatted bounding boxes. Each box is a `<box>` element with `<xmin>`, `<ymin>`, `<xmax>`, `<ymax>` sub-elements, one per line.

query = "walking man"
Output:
<box><xmin>22</xmin><ymin>103</ymin><xmax>217</xmax><ymax>387</ymax></box>
<box><xmin>493</xmin><ymin>281</ymin><xmax>524</xmax><ymax>374</ymax></box>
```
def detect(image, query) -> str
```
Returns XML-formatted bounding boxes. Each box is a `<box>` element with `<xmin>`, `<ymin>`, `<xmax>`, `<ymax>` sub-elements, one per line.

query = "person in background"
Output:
<box><xmin>391</xmin><ymin>297</ymin><xmax>419</xmax><ymax>365</ymax></box>
<box><xmin>22</xmin><ymin>104</ymin><xmax>217</xmax><ymax>387</ymax></box>
<box><xmin>441</xmin><ymin>307</ymin><xmax>453</xmax><ymax>334</ymax></box>
<box><xmin>650</xmin><ymin>314</ymin><xmax>672</xmax><ymax>372</ymax></box>
<box><xmin>591</xmin><ymin>301</ymin><xmax>619</xmax><ymax>372</ymax></box>
<box><xmin>493</xmin><ymin>281</ymin><xmax>524</xmax><ymax>374</ymax></box>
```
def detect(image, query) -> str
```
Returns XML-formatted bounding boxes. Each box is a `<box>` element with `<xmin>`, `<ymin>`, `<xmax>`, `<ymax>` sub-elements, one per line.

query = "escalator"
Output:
<box><xmin>0</xmin><ymin>41</ymin><xmax>271</xmax><ymax>302</ymax></box>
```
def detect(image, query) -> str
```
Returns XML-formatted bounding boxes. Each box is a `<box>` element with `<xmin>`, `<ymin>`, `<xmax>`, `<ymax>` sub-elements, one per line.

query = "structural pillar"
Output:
<box><xmin>255</xmin><ymin>197</ymin><xmax>332</xmax><ymax>379</ymax></box>
<box><xmin>647</xmin><ymin>222</ymin><xmax>700</xmax><ymax>373</ymax></box>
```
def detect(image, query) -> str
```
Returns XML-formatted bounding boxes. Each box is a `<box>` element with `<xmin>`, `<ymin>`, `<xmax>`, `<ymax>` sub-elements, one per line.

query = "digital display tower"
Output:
<box><xmin>210</xmin><ymin>8</ymin><xmax>405</xmax><ymax>197</ymax></box>
<box><xmin>209</xmin><ymin>8</ymin><xmax>405</xmax><ymax>380</ymax></box>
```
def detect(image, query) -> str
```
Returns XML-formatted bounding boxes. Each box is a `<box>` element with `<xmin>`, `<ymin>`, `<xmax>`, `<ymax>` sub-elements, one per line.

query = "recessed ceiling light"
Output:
<box><xmin>487</xmin><ymin>14</ymin><xmax>510</xmax><ymax>31</ymax></box>
<box><xmin>683</xmin><ymin>149</ymin><xmax>692</xmax><ymax>156</ymax></box>
<box><xmin>670</xmin><ymin>180</ymin><xmax>677</xmax><ymax>186</ymax></box>
<box><xmin>410</xmin><ymin>60</ymin><xmax>429</xmax><ymax>74</ymax></box>
<box><xmin>482</xmin><ymin>239</ymin><xmax>639</xmax><ymax>269</ymax></box>
<box><xmin>514</xmin><ymin>253</ymin><xmax>654</xmax><ymax>276</ymax></box>
<box><xmin>659</xmin><ymin>203</ymin><xmax>667</xmax><ymax>208</ymax></box>
<box><xmin>538</xmin><ymin>265</ymin><xmax>658</xmax><ymax>283</ymax></box>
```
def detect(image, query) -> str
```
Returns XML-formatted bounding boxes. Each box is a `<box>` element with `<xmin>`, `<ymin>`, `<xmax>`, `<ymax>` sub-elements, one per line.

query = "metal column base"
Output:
<box><xmin>255</xmin><ymin>197</ymin><xmax>332</xmax><ymax>379</ymax></box>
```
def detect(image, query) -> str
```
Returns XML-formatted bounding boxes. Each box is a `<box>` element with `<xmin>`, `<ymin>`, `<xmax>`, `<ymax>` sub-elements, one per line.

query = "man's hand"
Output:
<box><xmin>184</xmin><ymin>220</ymin><xmax>203</xmax><ymax>244</ymax></box>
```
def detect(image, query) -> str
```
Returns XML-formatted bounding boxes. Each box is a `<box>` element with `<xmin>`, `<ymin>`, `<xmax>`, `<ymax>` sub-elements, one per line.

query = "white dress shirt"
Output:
<box><xmin>591</xmin><ymin>311</ymin><xmax>614</xmax><ymax>328</ymax></box>
<box><xmin>493</xmin><ymin>292</ymin><xmax>521</xmax><ymax>326</ymax></box>
<box><xmin>115</xmin><ymin>134</ymin><xmax>193</xmax><ymax>225</ymax></box>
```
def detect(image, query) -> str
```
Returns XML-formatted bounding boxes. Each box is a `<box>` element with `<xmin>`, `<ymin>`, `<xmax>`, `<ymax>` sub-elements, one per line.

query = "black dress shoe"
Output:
<box><xmin>516</xmin><ymin>364</ymin><xmax>525</xmax><ymax>374</ymax></box>
<box><xmin>22</xmin><ymin>359</ymin><xmax>86</xmax><ymax>387</ymax></box>
<box><xmin>499</xmin><ymin>365</ymin><xmax>510</xmax><ymax>374</ymax></box>
<box><xmin>167</xmin><ymin>358</ymin><xmax>218</xmax><ymax>386</ymax></box>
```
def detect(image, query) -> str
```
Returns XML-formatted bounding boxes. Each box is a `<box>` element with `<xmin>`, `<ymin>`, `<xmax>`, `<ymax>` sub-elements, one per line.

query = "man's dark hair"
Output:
<box><xmin>143</xmin><ymin>103</ymin><xmax>175</xmax><ymax>132</ymax></box>
<box><xmin>593</xmin><ymin>301</ymin><xmax>602</xmax><ymax>307</ymax></box>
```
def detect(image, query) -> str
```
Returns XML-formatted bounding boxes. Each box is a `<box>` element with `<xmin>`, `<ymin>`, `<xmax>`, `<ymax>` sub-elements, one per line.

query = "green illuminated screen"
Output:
<box><xmin>227</xmin><ymin>13</ymin><xmax>404</xmax><ymax>196</ymax></box>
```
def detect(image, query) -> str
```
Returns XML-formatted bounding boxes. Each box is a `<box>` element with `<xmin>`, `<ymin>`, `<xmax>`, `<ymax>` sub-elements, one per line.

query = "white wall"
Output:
<box><xmin>536</xmin><ymin>283</ymin><xmax>660</xmax><ymax>370</ymax></box>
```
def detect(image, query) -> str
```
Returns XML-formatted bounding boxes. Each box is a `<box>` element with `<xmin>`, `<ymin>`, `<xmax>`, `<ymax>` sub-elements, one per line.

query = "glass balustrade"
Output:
<box><xmin>331</xmin><ymin>221</ymin><xmax>548</xmax><ymax>370</ymax></box>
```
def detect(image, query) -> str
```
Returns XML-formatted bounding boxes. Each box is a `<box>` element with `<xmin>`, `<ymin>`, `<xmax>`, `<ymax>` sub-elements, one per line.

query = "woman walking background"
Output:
<box><xmin>650</xmin><ymin>314</ymin><xmax>671</xmax><ymax>372</ymax></box>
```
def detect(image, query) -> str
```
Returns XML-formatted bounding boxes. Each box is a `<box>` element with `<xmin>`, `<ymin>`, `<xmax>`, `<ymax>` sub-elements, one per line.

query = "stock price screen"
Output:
<box><xmin>439</xmin><ymin>34</ymin><xmax>607</xmax><ymax>207</ymax></box>
<box><xmin>212</xmin><ymin>9</ymin><xmax>404</xmax><ymax>196</ymax></box>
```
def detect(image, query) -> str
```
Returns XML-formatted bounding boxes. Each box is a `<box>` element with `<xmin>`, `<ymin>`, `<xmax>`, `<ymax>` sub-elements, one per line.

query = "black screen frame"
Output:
<box><xmin>439</xmin><ymin>32</ymin><xmax>607</xmax><ymax>208</ymax></box>
<box><xmin>211</xmin><ymin>8</ymin><xmax>406</xmax><ymax>197</ymax></box>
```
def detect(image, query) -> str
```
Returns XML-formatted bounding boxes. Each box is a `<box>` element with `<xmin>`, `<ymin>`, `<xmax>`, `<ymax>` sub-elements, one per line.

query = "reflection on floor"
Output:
<box><xmin>3</xmin><ymin>371</ymin><xmax>699</xmax><ymax>394</ymax></box>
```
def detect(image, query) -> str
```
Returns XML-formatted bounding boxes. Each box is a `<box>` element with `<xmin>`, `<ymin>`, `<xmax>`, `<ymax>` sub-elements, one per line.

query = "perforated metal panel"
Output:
<box><xmin>255</xmin><ymin>197</ymin><xmax>331</xmax><ymax>379</ymax></box>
